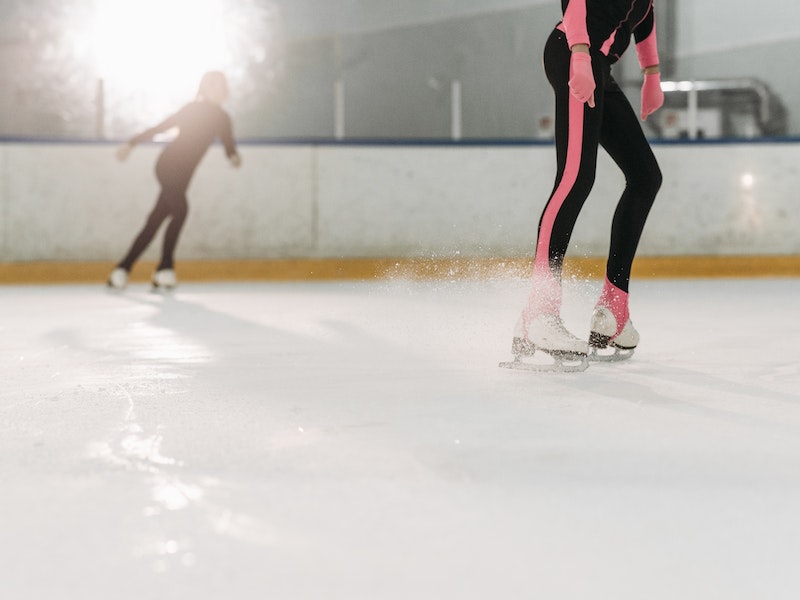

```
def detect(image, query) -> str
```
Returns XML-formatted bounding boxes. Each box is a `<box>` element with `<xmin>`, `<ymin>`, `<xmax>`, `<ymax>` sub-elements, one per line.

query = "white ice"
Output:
<box><xmin>2</xmin><ymin>277</ymin><xmax>800</xmax><ymax>599</ymax></box>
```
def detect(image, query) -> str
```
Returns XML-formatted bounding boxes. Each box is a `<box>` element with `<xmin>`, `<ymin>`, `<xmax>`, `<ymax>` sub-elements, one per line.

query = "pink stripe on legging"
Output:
<box><xmin>534</xmin><ymin>94</ymin><xmax>585</xmax><ymax>271</ymax></box>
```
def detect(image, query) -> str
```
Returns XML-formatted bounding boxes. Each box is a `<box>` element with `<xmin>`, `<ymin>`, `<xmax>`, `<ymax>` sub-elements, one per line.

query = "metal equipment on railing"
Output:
<box><xmin>655</xmin><ymin>78</ymin><xmax>787</xmax><ymax>139</ymax></box>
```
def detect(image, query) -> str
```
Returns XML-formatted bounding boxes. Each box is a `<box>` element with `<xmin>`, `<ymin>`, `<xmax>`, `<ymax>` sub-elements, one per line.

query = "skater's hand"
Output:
<box><xmin>229</xmin><ymin>153</ymin><xmax>242</xmax><ymax>168</ymax></box>
<box><xmin>116</xmin><ymin>144</ymin><xmax>133</xmax><ymax>162</ymax></box>
<box><xmin>568</xmin><ymin>48</ymin><xmax>595</xmax><ymax>108</ymax></box>
<box><xmin>640</xmin><ymin>71</ymin><xmax>664</xmax><ymax>120</ymax></box>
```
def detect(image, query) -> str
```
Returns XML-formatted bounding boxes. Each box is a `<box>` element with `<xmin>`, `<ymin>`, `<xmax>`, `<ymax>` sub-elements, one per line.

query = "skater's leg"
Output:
<box><xmin>534</xmin><ymin>31</ymin><xmax>606</xmax><ymax>288</ymax></box>
<box><xmin>117</xmin><ymin>192</ymin><xmax>171</xmax><ymax>272</ymax></box>
<box><xmin>152</xmin><ymin>161</ymin><xmax>192</xmax><ymax>276</ymax></box>
<box><xmin>528</xmin><ymin>31</ymin><xmax>606</xmax><ymax>320</ymax></box>
<box><xmin>599</xmin><ymin>79</ymin><xmax>662</xmax><ymax>294</ymax></box>
<box><xmin>512</xmin><ymin>30</ymin><xmax>608</xmax><ymax>362</ymax></box>
<box><xmin>590</xmin><ymin>82</ymin><xmax>662</xmax><ymax>350</ymax></box>
<box><xmin>156</xmin><ymin>192</ymin><xmax>188</xmax><ymax>271</ymax></box>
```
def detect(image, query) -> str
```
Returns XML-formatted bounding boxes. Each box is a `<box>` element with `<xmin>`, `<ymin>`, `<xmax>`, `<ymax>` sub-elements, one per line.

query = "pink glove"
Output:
<box><xmin>640</xmin><ymin>72</ymin><xmax>664</xmax><ymax>120</ymax></box>
<box><xmin>568</xmin><ymin>52</ymin><xmax>595</xmax><ymax>108</ymax></box>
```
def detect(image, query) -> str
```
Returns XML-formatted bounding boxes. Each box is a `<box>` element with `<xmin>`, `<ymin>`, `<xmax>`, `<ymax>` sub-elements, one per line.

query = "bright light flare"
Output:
<box><xmin>38</xmin><ymin>0</ymin><xmax>283</xmax><ymax>136</ymax></box>
<box><xmin>740</xmin><ymin>172</ymin><xmax>756</xmax><ymax>191</ymax></box>
<box><xmin>89</xmin><ymin>0</ymin><xmax>231</xmax><ymax>102</ymax></box>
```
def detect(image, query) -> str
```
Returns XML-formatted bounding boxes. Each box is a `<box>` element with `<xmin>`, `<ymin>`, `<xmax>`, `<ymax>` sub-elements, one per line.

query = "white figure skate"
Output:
<box><xmin>107</xmin><ymin>267</ymin><xmax>128</xmax><ymax>290</ymax></box>
<box><xmin>500</xmin><ymin>314</ymin><xmax>589</xmax><ymax>373</ymax></box>
<box><xmin>588</xmin><ymin>306</ymin><xmax>639</xmax><ymax>362</ymax></box>
<box><xmin>152</xmin><ymin>268</ymin><xmax>177</xmax><ymax>292</ymax></box>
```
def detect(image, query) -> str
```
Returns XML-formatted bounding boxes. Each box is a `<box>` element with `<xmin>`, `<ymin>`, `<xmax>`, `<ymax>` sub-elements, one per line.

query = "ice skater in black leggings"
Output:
<box><xmin>108</xmin><ymin>71</ymin><xmax>241</xmax><ymax>290</ymax></box>
<box><xmin>506</xmin><ymin>0</ymin><xmax>664</xmax><ymax>370</ymax></box>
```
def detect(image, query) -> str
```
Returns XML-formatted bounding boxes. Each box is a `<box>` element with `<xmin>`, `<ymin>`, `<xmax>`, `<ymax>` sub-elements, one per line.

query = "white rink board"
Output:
<box><xmin>1</xmin><ymin>141</ymin><xmax>799</xmax><ymax>261</ymax></box>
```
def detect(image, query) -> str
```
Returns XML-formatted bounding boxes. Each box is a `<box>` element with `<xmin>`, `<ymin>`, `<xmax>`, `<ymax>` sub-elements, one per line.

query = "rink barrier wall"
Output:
<box><xmin>2</xmin><ymin>139</ymin><xmax>800</xmax><ymax>282</ymax></box>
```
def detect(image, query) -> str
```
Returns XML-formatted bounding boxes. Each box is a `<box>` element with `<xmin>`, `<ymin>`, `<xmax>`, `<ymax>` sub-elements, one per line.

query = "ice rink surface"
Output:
<box><xmin>2</xmin><ymin>276</ymin><xmax>800</xmax><ymax>599</ymax></box>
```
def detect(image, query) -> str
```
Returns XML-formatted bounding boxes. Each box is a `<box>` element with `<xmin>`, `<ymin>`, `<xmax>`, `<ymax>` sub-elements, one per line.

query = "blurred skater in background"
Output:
<box><xmin>508</xmin><ymin>0</ymin><xmax>664</xmax><ymax>371</ymax></box>
<box><xmin>108</xmin><ymin>70</ymin><xmax>241</xmax><ymax>291</ymax></box>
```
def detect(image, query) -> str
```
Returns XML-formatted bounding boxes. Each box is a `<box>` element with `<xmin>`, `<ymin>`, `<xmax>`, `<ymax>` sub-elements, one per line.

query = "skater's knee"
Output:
<box><xmin>628</xmin><ymin>162</ymin><xmax>662</xmax><ymax>200</ymax></box>
<box><xmin>649</xmin><ymin>163</ymin><xmax>663</xmax><ymax>195</ymax></box>
<box><xmin>169</xmin><ymin>197</ymin><xmax>189</xmax><ymax>220</ymax></box>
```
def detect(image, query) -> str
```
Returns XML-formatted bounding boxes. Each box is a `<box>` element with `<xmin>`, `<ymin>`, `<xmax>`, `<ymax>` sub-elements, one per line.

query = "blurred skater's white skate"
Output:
<box><xmin>106</xmin><ymin>267</ymin><xmax>128</xmax><ymax>290</ymax></box>
<box><xmin>500</xmin><ymin>314</ymin><xmax>589</xmax><ymax>373</ymax></box>
<box><xmin>588</xmin><ymin>306</ymin><xmax>638</xmax><ymax>362</ymax></box>
<box><xmin>151</xmin><ymin>268</ymin><xmax>177</xmax><ymax>292</ymax></box>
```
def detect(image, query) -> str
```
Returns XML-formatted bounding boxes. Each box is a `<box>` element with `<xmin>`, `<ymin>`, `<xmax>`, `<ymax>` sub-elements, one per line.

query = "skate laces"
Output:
<box><xmin>540</xmin><ymin>314</ymin><xmax>584</xmax><ymax>343</ymax></box>
<box><xmin>521</xmin><ymin>311</ymin><xmax>579</xmax><ymax>343</ymax></box>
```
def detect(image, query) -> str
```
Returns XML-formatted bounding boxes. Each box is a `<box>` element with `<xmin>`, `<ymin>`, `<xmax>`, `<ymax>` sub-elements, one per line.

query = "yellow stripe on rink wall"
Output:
<box><xmin>2</xmin><ymin>256</ymin><xmax>800</xmax><ymax>285</ymax></box>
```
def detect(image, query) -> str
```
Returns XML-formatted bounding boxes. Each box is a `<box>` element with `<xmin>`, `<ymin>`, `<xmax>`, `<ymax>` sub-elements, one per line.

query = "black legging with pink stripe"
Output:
<box><xmin>536</xmin><ymin>28</ymin><xmax>662</xmax><ymax>293</ymax></box>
